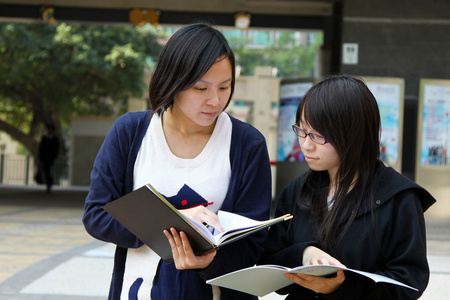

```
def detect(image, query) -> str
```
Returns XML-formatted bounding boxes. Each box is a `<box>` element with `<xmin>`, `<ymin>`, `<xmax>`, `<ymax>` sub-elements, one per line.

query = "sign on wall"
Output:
<box><xmin>417</xmin><ymin>79</ymin><xmax>450</xmax><ymax>167</ymax></box>
<box><xmin>364</xmin><ymin>77</ymin><xmax>404</xmax><ymax>172</ymax></box>
<box><xmin>342</xmin><ymin>43</ymin><xmax>359</xmax><ymax>65</ymax></box>
<box><xmin>277</xmin><ymin>80</ymin><xmax>314</xmax><ymax>162</ymax></box>
<box><xmin>415</xmin><ymin>79</ymin><xmax>450</xmax><ymax>219</ymax></box>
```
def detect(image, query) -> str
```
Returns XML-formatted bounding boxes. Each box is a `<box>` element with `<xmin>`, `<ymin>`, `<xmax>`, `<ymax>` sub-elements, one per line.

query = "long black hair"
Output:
<box><xmin>295</xmin><ymin>74</ymin><xmax>381</xmax><ymax>250</ymax></box>
<box><xmin>149</xmin><ymin>22</ymin><xmax>236</xmax><ymax>115</ymax></box>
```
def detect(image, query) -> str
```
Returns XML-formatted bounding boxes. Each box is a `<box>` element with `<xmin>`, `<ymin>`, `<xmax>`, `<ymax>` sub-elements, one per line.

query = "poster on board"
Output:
<box><xmin>418</xmin><ymin>79</ymin><xmax>450</xmax><ymax>167</ymax></box>
<box><xmin>277</xmin><ymin>80</ymin><xmax>314</xmax><ymax>162</ymax></box>
<box><xmin>364</xmin><ymin>77</ymin><xmax>404</xmax><ymax>171</ymax></box>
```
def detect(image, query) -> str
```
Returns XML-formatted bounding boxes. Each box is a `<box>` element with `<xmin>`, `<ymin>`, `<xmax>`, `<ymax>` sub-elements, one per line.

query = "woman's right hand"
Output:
<box><xmin>164</xmin><ymin>228</ymin><xmax>217</xmax><ymax>270</ymax></box>
<box><xmin>302</xmin><ymin>246</ymin><xmax>346</xmax><ymax>267</ymax></box>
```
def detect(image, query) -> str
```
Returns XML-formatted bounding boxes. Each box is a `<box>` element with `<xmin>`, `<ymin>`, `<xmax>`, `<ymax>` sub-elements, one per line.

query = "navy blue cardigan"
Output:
<box><xmin>83</xmin><ymin>111</ymin><xmax>272</xmax><ymax>299</ymax></box>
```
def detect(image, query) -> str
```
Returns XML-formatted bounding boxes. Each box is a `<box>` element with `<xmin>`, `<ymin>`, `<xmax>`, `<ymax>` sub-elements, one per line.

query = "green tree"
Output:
<box><xmin>230</xmin><ymin>31</ymin><xmax>323</xmax><ymax>78</ymax></box>
<box><xmin>0</xmin><ymin>23</ymin><xmax>164</xmax><ymax>156</ymax></box>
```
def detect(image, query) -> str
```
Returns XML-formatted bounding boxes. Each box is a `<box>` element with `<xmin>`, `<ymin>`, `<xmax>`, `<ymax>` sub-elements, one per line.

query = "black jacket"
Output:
<box><xmin>261</xmin><ymin>162</ymin><xmax>435</xmax><ymax>299</ymax></box>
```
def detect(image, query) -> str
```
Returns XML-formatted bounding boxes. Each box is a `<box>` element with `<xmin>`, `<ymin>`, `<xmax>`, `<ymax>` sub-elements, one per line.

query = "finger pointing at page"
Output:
<box><xmin>181</xmin><ymin>206</ymin><xmax>225</xmax><ymax>232</ymax></box>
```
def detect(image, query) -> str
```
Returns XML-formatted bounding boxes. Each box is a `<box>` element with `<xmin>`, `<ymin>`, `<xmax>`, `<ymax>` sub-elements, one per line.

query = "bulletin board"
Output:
<box><xmin>277</xmin><ymin>79</ymin><xmax>314</xmax><ymax>162</ymax></box>
<box><xmin>416</xmin><ymin>78</ymin><xmax>450</xmax><ymax>218</ymax></box>
<box><xmin>275</xmin><ymin>78</ymin><xmax>314</xmax><ymax>200</ymax></box>
<box><xmin>416</xmin><ymin>79</ymin><xmax>450</xmax><ymax>168</ymax></box>
<box><xmin>363</xmin><ymin>77</ymin><xmax>405</xmax><ymax>172</ymax></box>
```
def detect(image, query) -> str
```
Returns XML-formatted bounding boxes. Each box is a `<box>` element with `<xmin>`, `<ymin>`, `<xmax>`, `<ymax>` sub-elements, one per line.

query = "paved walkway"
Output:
<box><xmin>0</xmin><ymin>184</ymin><xmax>449</xmax><ymax>299</ymax></box>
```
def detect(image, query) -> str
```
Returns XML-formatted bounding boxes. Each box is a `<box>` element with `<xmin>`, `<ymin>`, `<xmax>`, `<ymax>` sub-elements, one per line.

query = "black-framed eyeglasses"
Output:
<box><xmin>292</xmin><ymin>124</ymin><xmax>328</xmax><ymax>145</ymax></box>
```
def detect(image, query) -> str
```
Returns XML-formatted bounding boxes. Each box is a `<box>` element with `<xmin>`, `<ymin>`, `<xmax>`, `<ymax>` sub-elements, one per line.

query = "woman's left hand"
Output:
<box><xmin>284</xmin><ymin>269</ymin><xmax>346</xmax><ymax>294</ymax></box>
<box><xmin>163</xmin><ymin>227</ymin><xmax>216</xmax><ymax>270</ymax></box>
<box><xmin>180</xmin><ymin>206</ymin><xmax>225</xmax><ymax>233</ymax></box>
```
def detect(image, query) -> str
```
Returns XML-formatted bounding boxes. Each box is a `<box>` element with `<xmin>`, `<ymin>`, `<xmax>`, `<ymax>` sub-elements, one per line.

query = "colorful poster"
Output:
<box><xmin>365</xmin><ymin>78</ymin><xmax>404</xmax><ymax>168</ymax></box>
<box><xmin>419</xmin><ymin>82</ymin><xmax>450</xmax><ymax>166</ymax></box>
<box><xmin>277</xmin><ymin>82</ymin><xmax>313</xmax><ymax>161</ymax></box>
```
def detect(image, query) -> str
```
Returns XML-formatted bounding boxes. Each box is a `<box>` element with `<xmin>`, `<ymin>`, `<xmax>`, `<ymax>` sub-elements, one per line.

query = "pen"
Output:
<box><xmin>202</xmin><ymin>222</ymin><xmax>211</xmax><ymax>228</ymax></box>
<box><xmin>190</xmin><ymin>202</ymin><xmax>214</xmax><ymax>209</ymax></box>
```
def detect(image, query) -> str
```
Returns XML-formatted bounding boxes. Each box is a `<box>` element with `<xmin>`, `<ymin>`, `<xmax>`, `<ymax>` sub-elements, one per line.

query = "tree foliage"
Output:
<box><xmin>230</xmin><ymin>31</ymin><xmax>323</xmax><ymax>78</ymax></box>
<box><xmin>0</xmin><ymin>23</ymin><xmax>164</xmax><ymax>155</ymax></box>
<box><xmin>0</xmin><ymin>24</ymin><xmax>321</xmax><ymax>157</ymax></box>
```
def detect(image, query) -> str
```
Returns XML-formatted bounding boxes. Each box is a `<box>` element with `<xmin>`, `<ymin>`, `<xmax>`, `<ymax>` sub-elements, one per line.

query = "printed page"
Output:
<box><xmin>217</xmin><ymin>210</ymin><xmax>266</xmax><ymax>231</ymax></box>
<box><xmin>213</xmin><ymin>211</ymin><xmax>268</xmax><ymax>242</ymax></box>
<box><xmin>348</xmin><ymin>269</ymin><xmax>418</xmax><ymax>291</ymax></box>
<box><xmin>180</xmin><ymin>212</ymin><xmax>215</xmax><ymax>244</ymax></box>
<box><xmin>213</xmin><ymin>211</ymin><xmax>292</xmax><ymax>244</ymax></box>
<box><xmin>206</xmin><ymin>265</ymin><xmax>293</xmax><ymax>297</ymax></box>
<box><xmin>290</xmin><ymin>265</ymin><xmax>342</xmax><ymax>277</ymax></box>
<box><xmin>207</xmin><ymin>264</ymin><xmax>418</xmax><ymax>297</ymax></box>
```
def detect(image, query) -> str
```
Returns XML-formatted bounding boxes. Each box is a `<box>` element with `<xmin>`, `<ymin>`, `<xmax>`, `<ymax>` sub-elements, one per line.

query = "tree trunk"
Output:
<box><xmin>0</xmin><ymin>119</ymin><xmax>39</xmax><ymax>155</ymax></box>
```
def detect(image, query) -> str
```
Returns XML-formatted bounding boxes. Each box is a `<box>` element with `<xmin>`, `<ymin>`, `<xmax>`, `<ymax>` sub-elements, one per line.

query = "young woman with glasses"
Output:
<box><xmin>260</xmin><ymin>74</ymin><xmax>435</xmax><ymax>299</ymax></box>
<box><xmin>83</xmin><ymin>23</ymin><xmax>272</xmax><ymax>300</ymax></box>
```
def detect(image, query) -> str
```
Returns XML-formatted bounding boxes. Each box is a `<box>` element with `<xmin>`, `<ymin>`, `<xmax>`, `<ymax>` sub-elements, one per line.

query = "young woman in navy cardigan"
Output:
<box><xmin>83</xmin><ymin>23</ymin><xmax>272</xmax><ymax>300</ymax></box>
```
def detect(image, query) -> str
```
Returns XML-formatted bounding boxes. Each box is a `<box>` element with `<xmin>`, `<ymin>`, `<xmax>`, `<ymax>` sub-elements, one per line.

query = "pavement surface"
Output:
<box><xmin>0</xmin><ymin>184</ymin><xmax>449</xmax><ymax>300</ymax></box>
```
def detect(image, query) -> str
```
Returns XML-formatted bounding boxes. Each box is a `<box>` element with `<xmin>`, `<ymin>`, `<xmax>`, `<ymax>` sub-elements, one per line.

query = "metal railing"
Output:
<box><xmin>0</xmin><ymin>154</ymin><xmax>69</xmax><ymax>186</ymax></box>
